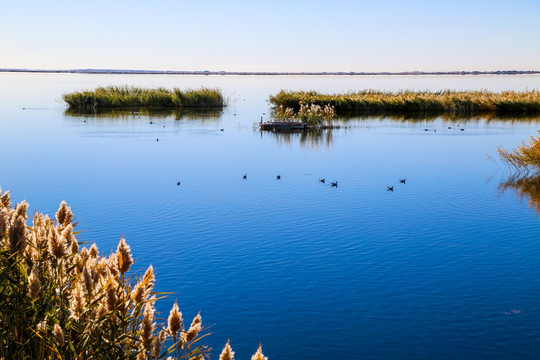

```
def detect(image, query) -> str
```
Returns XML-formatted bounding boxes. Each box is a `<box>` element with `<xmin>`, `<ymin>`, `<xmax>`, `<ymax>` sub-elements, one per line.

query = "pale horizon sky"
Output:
<box><xmin>2</xmin><ymin>0</ymin><xmax>539</xmax><ymax>72</ymax></box>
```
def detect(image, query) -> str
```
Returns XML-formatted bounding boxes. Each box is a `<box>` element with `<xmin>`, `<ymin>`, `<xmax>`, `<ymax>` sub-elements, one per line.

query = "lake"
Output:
<box><xmin>1</xmin><ymin>73</ymin><xmax>539</xmax><ymax>359</ymax></box>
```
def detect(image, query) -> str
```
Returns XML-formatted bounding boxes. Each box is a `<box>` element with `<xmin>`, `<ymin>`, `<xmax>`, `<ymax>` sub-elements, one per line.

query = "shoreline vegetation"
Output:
<box><xmin>63</xmin><ymin>86</ymin><xmax>225</xmax><ymax>110</ymax></box>
<box><xmin>269</xmin><ymin>90</ymin><xmax>540</xmax><ymax>116</ymax></box>
<box><xmin>498</xmin><ymin>131</ymin><xmax>540</xmax><ymax>173</ymax></box>
<box><xmin>498</xmin><ymin>132</ymin><xmax>540</xmax><ymax>214</ymax></box>
<box><xmin>0</xmin><ymin>187</ymin><xmax>266</xmax><ymax>360</ymax></box>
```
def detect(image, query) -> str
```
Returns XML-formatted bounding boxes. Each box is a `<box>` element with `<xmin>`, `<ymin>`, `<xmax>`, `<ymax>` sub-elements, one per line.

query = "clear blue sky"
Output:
<box><xmin>2</xmin><ymin>0</ymin><xmax>539</xmax><ymax>72</ymax></box>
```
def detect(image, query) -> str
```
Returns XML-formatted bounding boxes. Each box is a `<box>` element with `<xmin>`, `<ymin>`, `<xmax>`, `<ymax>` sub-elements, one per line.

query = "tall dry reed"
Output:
<box><xmin>0</xmin><ymin>187</ymin><xmax>266</xmax><ymax>360</ymax></box>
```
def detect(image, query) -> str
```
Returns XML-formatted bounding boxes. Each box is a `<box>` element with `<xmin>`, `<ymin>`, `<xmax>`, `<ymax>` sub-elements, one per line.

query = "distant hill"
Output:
<box><xmin>0</xmin><ymin>68</ymin><xmax>538</xmax><ymax>76</ymax></box>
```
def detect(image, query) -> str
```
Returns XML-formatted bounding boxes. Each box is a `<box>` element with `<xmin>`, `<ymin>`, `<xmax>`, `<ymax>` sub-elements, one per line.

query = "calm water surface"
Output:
<box><xmin>1</xmin><ymin>73</ymin><xmax>539</xmax><ymax>359</ymax></box>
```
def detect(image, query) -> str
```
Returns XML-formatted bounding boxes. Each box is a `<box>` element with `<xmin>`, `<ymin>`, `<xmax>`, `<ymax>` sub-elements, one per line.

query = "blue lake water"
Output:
<box><xmin>1</xmin><ymin>73</ymin><xmax>539</xmax><ymax>359</ymax></box>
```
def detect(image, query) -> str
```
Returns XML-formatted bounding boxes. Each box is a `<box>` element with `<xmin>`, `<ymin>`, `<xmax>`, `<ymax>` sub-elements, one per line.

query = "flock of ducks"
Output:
<box><xmin>176</xmin><ymin>175</ymin><xmax>406</xmax><ymax>191</ymax></box>
<box><xmin>424</xmin><ymin>125</ymin><xmax>465</xmax><ymax>133</ymax></box>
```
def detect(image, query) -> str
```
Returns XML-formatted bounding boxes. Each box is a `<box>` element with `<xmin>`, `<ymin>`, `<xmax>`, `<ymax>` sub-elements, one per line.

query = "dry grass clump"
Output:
<box><xmin>274</xmin><ymin>103</ymin><xmax>336</xmax><ymax>126</ymax></box>
<box><xmin>269</xmin><ymin>89</ymin><xmax>540</xmax><ymax>115</ymax></box>
<box><xmin>498</xmin><ymin>131</ymin><xmax>540</xmax><ymax>172</ymax></box>
<box><xmin>0</xmin><ymin>187</ymin><xmax>266</xmax><ymax>360</ymax></box>
<box><xmin>63</xmin><ymin>86</ymin><xmax>225</xmax><ymax>110</ymax></box>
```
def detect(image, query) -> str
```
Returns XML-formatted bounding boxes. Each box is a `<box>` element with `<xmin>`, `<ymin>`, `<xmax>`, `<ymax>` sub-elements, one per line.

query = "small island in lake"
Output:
<box><xmin>270</xmin><ymin>89</ymin><xmax>540</xmax><ymax>115</ymax></box>
<box><xmin>63</xmin><ymin>86</ymin><xmax>225</xmax><ymax>110</ymax></box>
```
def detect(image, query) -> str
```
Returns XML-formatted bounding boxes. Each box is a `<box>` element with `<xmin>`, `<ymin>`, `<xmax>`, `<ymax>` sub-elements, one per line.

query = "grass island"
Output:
<box><xmin>269</xmin><ymin>89</ymin><xmax>540</xmax><ymax>116</ymax></box>
<box><xmin>63</xmin><ymin>86</ymin><xmax>225</xmax><ymax>110</ymax></box>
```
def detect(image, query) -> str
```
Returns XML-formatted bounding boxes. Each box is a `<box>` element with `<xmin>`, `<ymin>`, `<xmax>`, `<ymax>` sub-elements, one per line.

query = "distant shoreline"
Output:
<box><xmin>0</xmin><ymin>68</ymin><xmax>539</xmax><ymax>76</ymax></box>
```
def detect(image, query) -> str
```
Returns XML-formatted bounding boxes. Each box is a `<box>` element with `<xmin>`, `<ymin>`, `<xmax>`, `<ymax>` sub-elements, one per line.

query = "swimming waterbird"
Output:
<box><xmin>399</xmin><ymin>178</ymin><xmax>406</xmax><ymax>184</ymax></box>
<box><xmin>331</xmin><ymin>181</ymin><xmax>338</xmax><ymax>187</ymax></box>
<box><xmin>387</xmin><ymin>186</ymin><xmax>394</xmax><ymax>191</ymax></box>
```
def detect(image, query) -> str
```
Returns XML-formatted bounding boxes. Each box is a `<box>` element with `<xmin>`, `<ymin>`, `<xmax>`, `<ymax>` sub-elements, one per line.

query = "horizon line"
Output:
<box><xmin>1</xmin><ymin>68</ymin><xmax>539</xmax><ymax>76</ymax></box>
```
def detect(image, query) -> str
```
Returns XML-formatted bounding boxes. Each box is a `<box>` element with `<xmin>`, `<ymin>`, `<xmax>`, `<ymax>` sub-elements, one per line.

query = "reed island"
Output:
<box><xmin>270</xmin><ymin>89</ymin><xmax>540</xmax><ymax>116</ymax></box>
<box><xmin>63</xmin><ymin>86</ymin><xmax>225</xmax><ymax>110</ymax></box>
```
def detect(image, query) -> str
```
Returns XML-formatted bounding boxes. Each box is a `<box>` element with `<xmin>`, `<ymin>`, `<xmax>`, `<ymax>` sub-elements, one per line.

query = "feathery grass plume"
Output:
<box><xmin>168</xmin><ymin>300</ymin><xmax>183</xmax><ymax>336</ymax></box>
<box><xmin>154</xmin><ymin>329</ymin><xmax>166</xmax><ymax>357</ymax></box>
<box><xmin>89</xmin><ymin>243</ymin><xmax>99</xmax><ymax>258</ymax></box>
<box><xmin>106</xmin><ymin>276</ymin><xmax>118</xmax><ymax>311</ymax></box>
<box><xmin>116</xmin><ymin>235</ymin><xmax>133</xmax><ymax>274</ymax></box>
<box><xmin>28</xmin><ymin>265</ymin><xmax>42</xmax><ymax>298</ymax></box>
<box><xmin>61</xmin><ymin>223</ymin><xmax>74</xmax><ymax>250</ymax></box>
<box><xmin>37</xmin><ymin>319</ymin><xmax>48</xmax><ymax>333</ymax></box>
<box><xmin>69</xmin><ymin>281</ymin><xmax>85</xmax><ymax>320</ymax></box>
<box><xmin>185</xmin><ymin>313</ymin><xmax>202</xmax><ymax>343</ymax></box>
<box><xmin>14</xmin><ymin>200</ymin><xmax>29</xmax><ymax>219</ymax></box>
<box><xmin>9</xmin><ymin>215</ymin><xmax>27</xmax><ymax>253</ymax></box>
<box><xmin>82</xmin><ymin>261</ymin><xmax>95</xmax><ymax>297</ymax></box>
<box><xmin>71</xmin><ymin>237</ymin><xmax>79</xmax><ymax>254</ymax></box>
<box><xmin>141</xmin><ymin>265</ymin><xmax>155</xmax><ymax>296</ymax></box>
<box><xmin>136</xmin><ymin>343</ymin><xmax>147</xmax><ymax>360</ymax></box>
<box><xmin>53</xmin><ymin>323</ymin><xmax>65</xmax><ymax>347</ymax></box>
<box><xmin>219</xmin><ymin>339</ymin><xmax>235</xmax><ymax>360</ymax></box>
<box><xmin>251</xmin><ymin>344</ymin><xmax>268</xmax><ymax>360</ymax></box>
<box><xmin>55</xmin><ymin>200</ymin><xmax>73</xmax><ymax>227</ymax></box>
<box><xmin>0</xmin><ymin>189</ymin><xmax>11</xmax><ymax>208</ymax></box>
<box><xmin>131</xmin><ymin>279</ymin><xmax>146</xmax><ymax>306</ymax></box>
<box><xmin>107</xmin><ymin>252</ymin><xmax>119</xmax><ymax>277</ymax></box>
<box><xmin>0</xmin><ymin>209</ymin><xmax>8</xmax><ymax>237</ymax></box>
<box><xmin>47</xmin><ymin>226</ymin><xmax>67</xmax><ymax>259</ymax></box>
<box><xmin>140</xmin><ymin>303</ymin><xmax>155</xmax><ymax>351</ymax></box>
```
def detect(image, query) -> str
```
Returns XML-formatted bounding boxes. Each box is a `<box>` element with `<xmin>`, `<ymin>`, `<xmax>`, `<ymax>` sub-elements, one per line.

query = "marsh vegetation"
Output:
<box><xmin>63</xmin><ymin>86</ymin><xmax>225</xmax><ymax>110</ymax></box>
<box><xmin>269</xmin><ymin>90</ymin><xmax>540</xmax><ymax>115</ymax></box>
<box><xmin>0</xmin><ymin>187</ymin><xmax>265</xmax><ymax>360</ymax></box>
<box><xmin>498</xmin><ymin>131</ymin><xmax>540</xmax><ymax>172</ymax></box>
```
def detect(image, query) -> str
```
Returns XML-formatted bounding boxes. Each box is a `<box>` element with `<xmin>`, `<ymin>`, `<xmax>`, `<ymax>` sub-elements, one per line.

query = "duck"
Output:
<box><xmin>243</xmin><ymin>174</ymin><xmax>247</xmax><ymax>180</ymax></box>
<box><xmin>319</xmin><ymin>178</ymin><xmax>325</xmax><ymax>183</ymax></box>
<box><xmin>177</xmin><ymin>181</ymin><xmax>181</xmax><ymax>186</ymax></box>
<box><xmin>276</xmin><ymin>175</ymin><xmax>281</xmax><ymax>180</ymax></box>
<box><xmin>387</xmin><ymin>186</ymin><xmax>394</xmax><ymax>191</ymax></box>
<box><xmin>399</xmin><ymin>178</ymin><xmax>406</xmax><ymax>184</ymax></box>
<box><xmin>331</xmin><ymin>181</ymin><xmax>338</xmax><ymax>187</ymax></box>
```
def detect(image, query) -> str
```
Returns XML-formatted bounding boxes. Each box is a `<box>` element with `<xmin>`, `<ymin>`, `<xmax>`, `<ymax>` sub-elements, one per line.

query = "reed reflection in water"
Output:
<box><xmin>64</xmin><ymin>107</ymin><xmax>223</xmax><ymax>123</ymax></box>
<box><xmin>499</xmin><ymin>174</ymin><xmax>540</xmax><ymax>215</ymax></box>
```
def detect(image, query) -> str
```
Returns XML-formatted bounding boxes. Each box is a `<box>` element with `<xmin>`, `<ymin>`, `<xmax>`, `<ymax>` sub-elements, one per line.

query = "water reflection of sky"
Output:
<box><xmin>1</xmin><ymin>74</ymin><xmax>540</xmax><ymax>360</ymax></box>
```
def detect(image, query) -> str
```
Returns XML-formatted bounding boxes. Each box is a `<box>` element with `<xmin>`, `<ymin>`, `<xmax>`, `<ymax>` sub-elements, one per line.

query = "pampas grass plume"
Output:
<box><xmin>219</xmin><ymin>339</ymin><xmax>235</xmax><ymax>360</ymax></box>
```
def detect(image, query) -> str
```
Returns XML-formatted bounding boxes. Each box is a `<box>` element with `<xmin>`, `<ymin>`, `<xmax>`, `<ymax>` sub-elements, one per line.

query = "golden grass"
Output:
<box><xmin>269</xmin><ymin>89</ymin><xmax>540</xmax><ymax>115</ymax></box>
<box><xmin>0</xmin><ymin>187</ymin><xmax>266</xmax><ymax>359</ymax></box>
<box><xmin>498</xmin><ymin>131</ymin><xmax>540</xmax><ymax>172</ymax></box>
<box><xmin>63</xmin><ymin>86</ymin><xmax>225</xmax><ymax>110</ymax></box>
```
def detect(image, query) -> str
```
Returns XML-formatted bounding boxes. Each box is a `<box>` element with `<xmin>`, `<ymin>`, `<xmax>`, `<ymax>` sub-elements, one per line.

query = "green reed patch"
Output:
<box><xmin>63</xmin><ymin>86</ymin><xmax>225</xmax><ymax>110</ymax></box>
<box><xmin>269</xmin><ymin>89</ymin><xmax>540</xmax><ymax>115</ymax></box>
